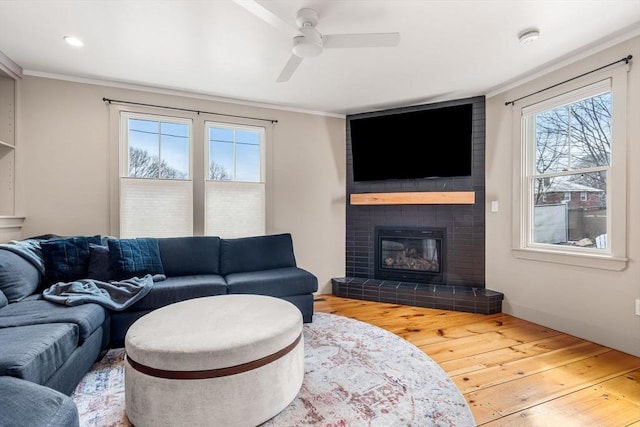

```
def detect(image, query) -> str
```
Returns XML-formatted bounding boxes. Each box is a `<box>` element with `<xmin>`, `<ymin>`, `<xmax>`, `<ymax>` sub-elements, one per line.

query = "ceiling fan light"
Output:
<box><xmin>293</xmin><ymin>30</ymin><xmax>323</xmax><ymax>57</ymax></box>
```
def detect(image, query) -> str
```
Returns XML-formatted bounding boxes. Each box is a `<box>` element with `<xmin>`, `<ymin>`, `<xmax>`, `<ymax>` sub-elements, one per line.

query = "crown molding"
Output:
<box><xmin>0</xmin><ymin>51</ymin><xmax>22</xmax><ymax>80</ymax></box>
<box><xmin>21</xmin><ymin>70</ymin><xmax>346</xmax><ymax>119</ymax></box>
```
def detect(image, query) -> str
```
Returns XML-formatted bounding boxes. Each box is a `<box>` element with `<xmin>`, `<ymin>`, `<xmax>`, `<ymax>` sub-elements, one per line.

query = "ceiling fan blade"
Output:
<box><xmin>276</xmin><ymin>54</ymin><xmax>304</xmax><ymax>83</ymax></box>
<box><xmin>323</xmin><ymin>33</ymin><xmax>400</xmax><ymax>49</ymax></box>
<box><xmin>231</xmin><ymin>0</ymin><xmax>299</xmax><ymax>37</ymax></box>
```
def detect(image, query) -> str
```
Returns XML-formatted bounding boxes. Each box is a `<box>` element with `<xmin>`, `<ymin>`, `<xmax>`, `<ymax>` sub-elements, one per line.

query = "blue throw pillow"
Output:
<box><xmin>87</xmin><ymin>244</ymin><xmax>111</xmax><ymax>282</ymax></box>
<box><xmin>108</xmin><ymin>238</ymin><xmax>164</xmax><ymax>280</ymax></box>
<box><xmin>41</xmin><ymin>236</ymin><xmax>102</xmax><ymax>285</ymax></box>
<box><xmin>0</xmin><ymin>249</ymin><xmax>42</xmax><ymax>302</ymax></box>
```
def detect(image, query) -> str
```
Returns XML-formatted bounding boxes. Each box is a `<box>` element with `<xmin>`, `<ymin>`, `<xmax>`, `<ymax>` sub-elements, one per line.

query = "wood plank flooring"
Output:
<box><xmin>314</xmin><ymin>294</ymin><xmax>640</xmax><ymax>426</ymax></box>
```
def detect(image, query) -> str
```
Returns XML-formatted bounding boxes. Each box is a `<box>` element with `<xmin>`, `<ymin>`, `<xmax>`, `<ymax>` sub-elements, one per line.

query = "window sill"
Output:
<box><xmin>512</xmin><ymin>248</ymin><xmax>627</xmax><ymax>271</ymax></box>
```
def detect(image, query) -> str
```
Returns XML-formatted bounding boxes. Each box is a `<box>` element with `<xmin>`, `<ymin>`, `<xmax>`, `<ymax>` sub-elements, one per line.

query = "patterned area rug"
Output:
<box><xmin>72</xmin><ymin>313</ymin><xmax>475</xmax><ymax>426</ymax></box>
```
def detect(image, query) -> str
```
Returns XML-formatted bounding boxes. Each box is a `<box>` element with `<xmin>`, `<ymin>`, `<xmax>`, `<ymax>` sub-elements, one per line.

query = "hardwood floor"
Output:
<box><xmin>314</xmin><ymin>294</ymin><xmax>640</xmax><ymax>426</ymax></box>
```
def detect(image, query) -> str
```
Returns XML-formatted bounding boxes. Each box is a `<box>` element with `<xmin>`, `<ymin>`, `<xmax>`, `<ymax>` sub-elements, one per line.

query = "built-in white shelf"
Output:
<box><xmin>0</xmin><ymin>70</ymin><xmax>19</xmax><ymax>230</ymax></box>
<box><xmin>0</xmin><ymin>216</ymin><xmax>25</xmax><ymax>243</ymax></box>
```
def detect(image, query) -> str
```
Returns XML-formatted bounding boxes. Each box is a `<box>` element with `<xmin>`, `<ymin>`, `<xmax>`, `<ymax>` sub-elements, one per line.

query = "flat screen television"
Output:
<box><xmin>349</xmin><ymin>103</ymin><xmax>473</xmax><ymax>182</ymax></box>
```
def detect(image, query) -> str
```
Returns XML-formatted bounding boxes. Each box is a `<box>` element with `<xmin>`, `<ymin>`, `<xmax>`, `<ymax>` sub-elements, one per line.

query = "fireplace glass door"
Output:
<box><xmin>375</xmin><ymin>227</ymin><xmax>445</xmax><ymax>284</ymax></box>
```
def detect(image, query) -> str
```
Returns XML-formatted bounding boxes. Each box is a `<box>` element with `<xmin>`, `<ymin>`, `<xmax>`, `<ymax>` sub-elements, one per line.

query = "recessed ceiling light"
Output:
<box><xmin>518</xmin><ymin>29</ymin><xmax>540</xmax><ymax>45</ymax></box>
<box><xmin>63</xmin><ymin>36</ymin><xmax>84</xmax><ymax>47</ymax></box>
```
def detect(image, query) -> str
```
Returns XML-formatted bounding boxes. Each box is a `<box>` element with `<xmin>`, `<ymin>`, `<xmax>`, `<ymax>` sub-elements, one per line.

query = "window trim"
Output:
<box><xmin>511</xmin><ymin>65</ymin><xmax>629</xmax><ymax>271</ymax></box>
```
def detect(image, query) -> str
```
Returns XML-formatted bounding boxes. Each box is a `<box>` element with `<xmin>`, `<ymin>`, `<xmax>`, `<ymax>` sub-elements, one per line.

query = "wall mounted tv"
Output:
<box><xmin>349</xmin><ymin>103</ymin><xmax>473</xmax><ymax>182</ymax></box>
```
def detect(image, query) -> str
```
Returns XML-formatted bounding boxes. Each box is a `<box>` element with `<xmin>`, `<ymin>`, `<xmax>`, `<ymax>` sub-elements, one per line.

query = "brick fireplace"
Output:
<box><xmin>332</xmin><ymin>96</ymin><xmax>504</xmax><ymax>314</ymax></box>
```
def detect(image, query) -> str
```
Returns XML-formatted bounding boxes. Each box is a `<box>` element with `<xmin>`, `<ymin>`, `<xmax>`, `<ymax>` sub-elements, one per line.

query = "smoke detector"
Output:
<box><xmin>519</xmin><ymin>29</ymin><xmax>540</xmax><ymax>45</ymax></box>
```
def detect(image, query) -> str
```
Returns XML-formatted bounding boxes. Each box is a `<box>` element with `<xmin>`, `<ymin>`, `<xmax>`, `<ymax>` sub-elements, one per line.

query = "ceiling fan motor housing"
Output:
<box><xmin>296</xmin><ymin>8</ymin><xmax>319</xmax><ymax>28</ymax></box>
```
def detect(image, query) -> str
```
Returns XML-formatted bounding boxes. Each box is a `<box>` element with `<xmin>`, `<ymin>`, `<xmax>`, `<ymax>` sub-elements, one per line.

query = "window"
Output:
<box><xmin>514</xmin><ymin>71</ymin><xmax>628</xmax><ymax>270</ymax></box>
<box><xmin>204</xmin><ymin>122</ymin><xmax>265</xmax><ymax>238</ymax></box>
<box><xmin>120</xmin><ymin>113</ymin><xmax>193</xmax><ymax>237</ymax></box>
<box><xmin>524</xmin><ymin>80</ymin><xmax>610</xmax><ymax>250</ymax></box>
<box><xmin>112</xmin><ymin>107</ymin><xmax>271</xmax><ymax>239</ymax></box>
<box><xmin>127</xmin><ymin>118</ymin><xmax>189</xmax><ymax>179</ymax></box>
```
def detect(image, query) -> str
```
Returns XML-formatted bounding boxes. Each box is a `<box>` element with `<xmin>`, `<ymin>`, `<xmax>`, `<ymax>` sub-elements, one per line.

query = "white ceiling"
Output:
<box><xmin>0</xmin><ymin>0</ymin><xmax>638</xmax><ymax>115</ymax></box>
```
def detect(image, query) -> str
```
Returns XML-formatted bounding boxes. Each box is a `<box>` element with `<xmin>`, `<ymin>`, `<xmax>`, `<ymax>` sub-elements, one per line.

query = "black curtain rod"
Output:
<box><xmin>102</xmin><ymin>97</ymin><xmax>278</xmax><ymax>124</ymax></box>
<box><xmin>505</xmin><ymin>54</ymin><xmax>632</xmax><ymax>106</ymax></box>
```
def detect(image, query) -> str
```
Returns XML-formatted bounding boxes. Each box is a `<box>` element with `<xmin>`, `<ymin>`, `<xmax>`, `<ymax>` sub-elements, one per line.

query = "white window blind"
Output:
<box><xmin>120</xmin><ymin>178</ymin><xmax>193</xmax><ymax>238</ymax></box>
<box><xmin>205</xmin><ymin>181</ymin><xmax>265</xmax><ymax>238</ymax></box>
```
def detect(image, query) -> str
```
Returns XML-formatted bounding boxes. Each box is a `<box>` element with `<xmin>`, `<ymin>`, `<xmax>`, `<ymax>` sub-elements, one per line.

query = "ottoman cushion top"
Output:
<box><xmin>125</xmin><ymin>294</ymin><xmax>302</xmax><ymax>372</ymax></box>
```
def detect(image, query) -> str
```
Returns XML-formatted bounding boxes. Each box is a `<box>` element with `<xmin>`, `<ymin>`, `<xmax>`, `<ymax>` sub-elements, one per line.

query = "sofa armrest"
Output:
<box><xmin>0</xmin><ymin>376</ymin><xmax>79</xmax><ymax>427</ymax></box>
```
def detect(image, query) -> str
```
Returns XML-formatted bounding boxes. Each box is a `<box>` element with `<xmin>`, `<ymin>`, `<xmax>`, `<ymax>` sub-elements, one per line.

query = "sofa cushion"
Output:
<box><xmin>0</xmin><ymin>323</ymin><xmax>78</xmax><ymax>385</ymax></box>
<box><xmin>0</xmin><ymin>376</ymin><xmax>80</xmax><ymax>427</ymax></box>
<box><xmin>0</xmin><ymin>249</ymin><xmax>41</xmax><ymax>302</ymax></box>
<box><xmin>0</xmin><ymin>300</ymin><xmax>106</xmax><ymax>343</ymax></box>
<box><xmin>41</xmin><ymin>236</ymin><xmax>102</xmax><ymax>285</ymax></box>
<box><xmin>125</xmin><ymin>275</ymin><xmax>228</xmax><ymax>311</ymax></box>
<box><xmin>220</xmin><ymin>233</ymin><xmax>297</xmax><ymax>275</ymax></box>
<box><xmin>225</xmin><ymin>267</ymin><xmax>318</xmax><ymax>297</ymax></box>
<box><xmin>88</xmin><ymin>243</ymin><xmax>111</xmax><ymax>281</ymax></box>
<box><xmin>158</xmin><ymin>236</ymin><xmax>221</xmax><ymax>276</ymax></box>
<box><xmin>108</xmin><ymin>238</ymin><xmax>164</xmax><ymax>280</ymax></box>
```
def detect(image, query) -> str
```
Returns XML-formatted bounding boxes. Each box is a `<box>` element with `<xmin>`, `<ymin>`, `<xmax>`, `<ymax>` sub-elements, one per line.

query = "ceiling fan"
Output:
<box><xmin>232</xmin><ymin>0</ymin><xmax>401</xmax><ymax>82</ymax></box>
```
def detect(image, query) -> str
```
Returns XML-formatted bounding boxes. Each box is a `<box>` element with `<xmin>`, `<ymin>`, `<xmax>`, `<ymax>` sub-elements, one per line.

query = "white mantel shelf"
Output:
<box><xmin>350</xmin><ymin>191</ymin><xmax>475</xmax><ymax>205</ymax></box>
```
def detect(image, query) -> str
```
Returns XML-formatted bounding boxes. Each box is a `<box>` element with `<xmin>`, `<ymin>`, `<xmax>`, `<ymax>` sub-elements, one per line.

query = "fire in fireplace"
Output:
<box><xmin>374</xmin><ymin>227</ymin><xmax>446</xmax><ymax>284</ymax></box>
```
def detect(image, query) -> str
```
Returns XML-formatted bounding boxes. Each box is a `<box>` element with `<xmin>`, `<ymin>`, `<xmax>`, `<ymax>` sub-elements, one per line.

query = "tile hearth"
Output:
<box><xmin>332</xmin><ymin>277</ymin><xmax>503</xmax><ymax>315</ymax></box>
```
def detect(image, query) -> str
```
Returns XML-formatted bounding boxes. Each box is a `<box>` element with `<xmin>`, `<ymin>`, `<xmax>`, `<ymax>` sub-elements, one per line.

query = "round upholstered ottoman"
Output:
<box><xmin>124</xmin><ymin>294</ymin><xmax>304</xmax><ymax>427</ymax></box>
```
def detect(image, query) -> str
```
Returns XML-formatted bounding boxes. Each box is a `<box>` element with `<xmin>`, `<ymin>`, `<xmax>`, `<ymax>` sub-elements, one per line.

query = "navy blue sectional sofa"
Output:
<box><xmin>0</xmin><ymin>233</ymin><xmax>317</xmax><ymax>425</ymax></box>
